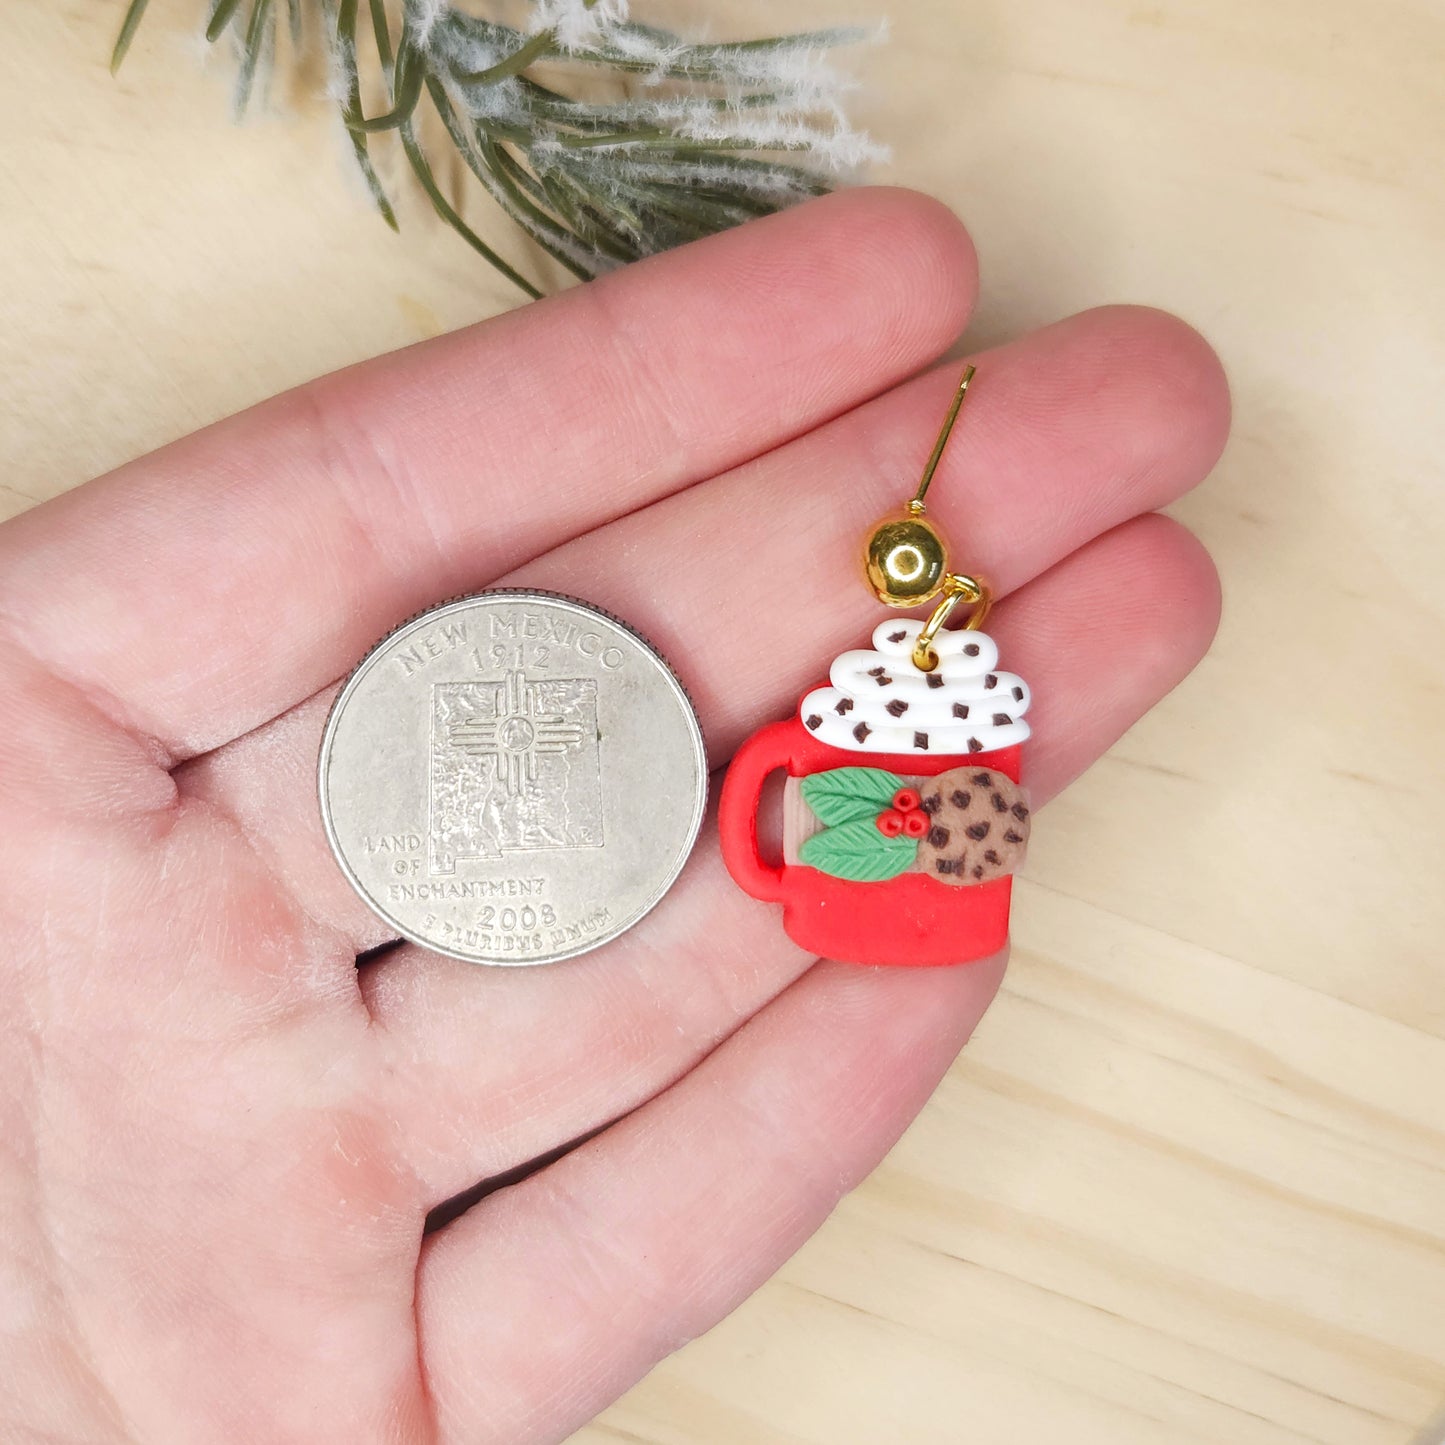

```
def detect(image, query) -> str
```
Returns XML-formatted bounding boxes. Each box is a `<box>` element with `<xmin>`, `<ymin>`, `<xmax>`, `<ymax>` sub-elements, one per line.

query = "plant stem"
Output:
<box><xmin>399</xmin><ymin>121</ymin><xmax>543</xmax><ymax>298</ymax></box>
<box><xmin>207</xmin><ymin>0</ymin><xmax>245</xmax><ymax>43</ymax></box>
<box><xmin>427</xmin><ymin>78</ymin><xmax>594</xmax><ymax>280</ymax></box>
<box><xmin>455</xmin><ymin>29</ymin><xmax>555</xmax><ymax>86</ymax></box>
<box><xmin>111</xmin><ymin>0</ymin><xmax>154</xmax><ymax>73</ymax></box>
<box><xmin>347</xmin><ymin>32</ymin><xmax>426</xmax><ymax>131</ymax></box>
<box><xmin>367</xmin><ymin>0</ymin><xmax>393</xmax><ymax>70</ymax></box>
<box><xmin>559</xmin><ymin>128</ymin><xmax>812</xmax><ymax>154</ymax></box>
<box><xmin>235</xmin><ymin>0</ymin><xmax>274</xmax><ymax>113</ymax></box>
<box><xmin>336</xmin><ymin>0</ymin><xmax>399</xmax><ymax>228</ymax></box>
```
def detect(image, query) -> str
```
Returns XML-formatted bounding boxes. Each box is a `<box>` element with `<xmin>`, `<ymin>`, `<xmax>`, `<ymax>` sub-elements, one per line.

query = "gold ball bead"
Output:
<box><xmin>863</xmin><ymin>513</ymin><xmax>949</xmax><ymax>606</ymax></box>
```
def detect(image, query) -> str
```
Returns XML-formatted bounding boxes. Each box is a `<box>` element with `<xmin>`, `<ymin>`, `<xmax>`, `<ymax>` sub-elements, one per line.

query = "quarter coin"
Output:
<box><xmin>318</xmin><ymin>591</ymin><xmax>707</xmax><ymax>965</ymax></box>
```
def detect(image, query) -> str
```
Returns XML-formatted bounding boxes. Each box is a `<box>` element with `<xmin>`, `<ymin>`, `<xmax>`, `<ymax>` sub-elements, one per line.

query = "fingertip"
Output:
<box><xmin>1126</xmin><ymin>510</ymin><xmax>1224</xmax><ymax>658</ymax></box>
<box><xmin>997</xmin><ymin>511</ymin><xmax>1223</xmax><ymax>803</ymax></box>
<box><xmin>1067</xmin><ymin>511</ymin><xmax>1223</xmax><ymax>695</ymax></box>
<box><xmin>1077</xmin><ymin>304</ymin><xmax>1232</xmax><ymax>489</ymax></box>
<box><xmin>720</xmin><ymin>186</ymin><xmax>980</xmax><ymax>372</ymax></box>
<box><xmin>821</xmin><ymin>186</ymin><xmax>981</xmax><ymax>342</ymax></box>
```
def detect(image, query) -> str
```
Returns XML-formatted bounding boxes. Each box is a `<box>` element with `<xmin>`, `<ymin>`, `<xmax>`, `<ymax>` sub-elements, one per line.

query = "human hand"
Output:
<box><xmin>0</xmin><ymin>190</ymin><xmax>1227</xmax><ymax>1444</ymax></box>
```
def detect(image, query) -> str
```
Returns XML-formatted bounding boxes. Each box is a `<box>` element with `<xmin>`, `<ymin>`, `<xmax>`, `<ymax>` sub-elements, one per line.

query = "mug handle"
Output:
<box><xmin>718</xmin><ymin>720</ymin><xmax>796</xmax><ymax>903</ymax></box>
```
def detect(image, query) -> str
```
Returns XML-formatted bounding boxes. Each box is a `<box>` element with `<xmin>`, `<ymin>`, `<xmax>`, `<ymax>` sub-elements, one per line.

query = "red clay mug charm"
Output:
<box><xmin>719</xmin><ymin>366</ymin><xmax>1033</xmax><ymax>967</ymax></box>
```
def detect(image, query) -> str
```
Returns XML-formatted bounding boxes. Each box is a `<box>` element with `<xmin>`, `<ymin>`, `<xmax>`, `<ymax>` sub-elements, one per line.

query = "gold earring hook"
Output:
<box><xmin>910</xmin><ymin>363</ymin><xmax>975</xmax><ymax>515</ymax></box>
<box><xmin>860</xmin><ymin>362</ymin><xmax>991</xmax><ymax>670</ymax></box>
<box><xmin>911</xmin><ymin>363</ymin><xmax>991</xmax><ymax>668</ymax></box>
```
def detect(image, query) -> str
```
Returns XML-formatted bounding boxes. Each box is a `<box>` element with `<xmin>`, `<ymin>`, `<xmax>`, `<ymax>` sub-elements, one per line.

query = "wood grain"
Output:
<box><xmin>4</xmin><ymin>2</ymin><xmax>1443</xmax><ymax>1441</ymax></box>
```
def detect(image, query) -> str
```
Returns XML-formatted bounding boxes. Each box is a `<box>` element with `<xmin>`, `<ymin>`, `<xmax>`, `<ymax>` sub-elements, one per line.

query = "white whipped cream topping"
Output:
<box><xmin>800</xmin><ymin>619</ymin><xmax>1031</xmax><ymax>756</ymax></box>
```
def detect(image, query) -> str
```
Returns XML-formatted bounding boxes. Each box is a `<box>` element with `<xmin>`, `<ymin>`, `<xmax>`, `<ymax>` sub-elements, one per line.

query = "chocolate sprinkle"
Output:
<box><xmin>867</xmin><ymin>666</ymin><xmax>892</xmax><ymax>687</ymax></box>
<box><xmin>966</xmin><ymin>821</ymin><xmax>991</xmax><ymax>841</ymax></box>
<box><xmin>964</xmin><ymin>643</ymin><xmax>980</xmax><ymax>657</ymax></box>
<box><xmin>991</xmin><ymin>793</ymin><xmax>1008</xmax><ymax>812</ymax></box>
<box><xmin>805</xmin><ymin>714</ymin><xmax>822</xmax><ymax>730</ymax></box>
<box><xmin>1004</xmin><ymin>829</ymin><xmax>1024</xmax><ymax>844</ymax></box>
<box><xmin>912</xmin><ymin>731</ymin><xmax>929</xmax><ymax>750</ymax></box>
<box><xmin>928</xmin><ymin>826</ymin><xmax>951</xmax><ymax>848</ymax></box>
<box><xmin>926</xmin><ymin>673</ymin><xmax>944</xmax><ymax>690</ymax></box>
<box><xmin>950</xmin><ymin>790</ymin><xmax>971</xmax><ymax>808</ymax></box>
<box><xmin>984</xmin><ymin>673</ymin><xmax>999</xmax><ymax>690</ymax></box>
<box><xmin>886</xmin><ymin>699</ymin><xmax>909</xmax><ymax>717</ymax></box>
<box><xmin>992</xmin><ymin>713</ymin><xmax>1012</xmax><ymax>727</ymax></box>
<box><xmin>887</xmin><ymin>629</ymin><xmax>907</xmax><ymax>643</ymax></box>
<box><xmin>984</xmin><ymin>849</ymin><xmax>1001</xmax><ymax>865</ymax></box>
<box><xmin>835</xmin><ymin>697</ymin><xmax>854</xmax><ymax>715</ymax></box>
<box><xmin>952</xmin><ymin>702</ymin><xmax>970</xmax><ymax>720</ymax></box>
<box><xmin>1011</xmin><ymin>802</ymin><xmax>1030</xmax><ymax>820</ymax></box>
<box><xmin>968</xmin><ymin>738</ymin><xmax>984</xmax><ymax>753</ymax></box>
<box><xmin>1013</xmin><ymin>686</ymin><xmax>1025</xmax><ymax>702</ymax></box>
<box><xmin>853</xmin><ymin>722</ymin><xmax>872</xmax><ymax>743</ymax></box>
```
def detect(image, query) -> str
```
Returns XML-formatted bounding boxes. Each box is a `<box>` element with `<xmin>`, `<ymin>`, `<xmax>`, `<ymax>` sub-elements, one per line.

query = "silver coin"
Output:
<box><xmin>318</xmin><ymin>590</ymin><xmax>707</xmax><ymax>966</ymax></box>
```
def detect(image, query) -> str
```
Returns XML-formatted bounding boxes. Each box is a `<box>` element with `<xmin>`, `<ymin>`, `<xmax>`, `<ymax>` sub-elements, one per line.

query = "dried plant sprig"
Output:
<box><xmin>112</xmin><ymin>0</ymin><xmax>886</xmax><ymax>298</ymax></box>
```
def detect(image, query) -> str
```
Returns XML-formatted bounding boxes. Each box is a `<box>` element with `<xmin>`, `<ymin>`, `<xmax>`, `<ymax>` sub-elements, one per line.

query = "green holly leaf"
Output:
<box><xmin>800</xmin><ymin>767</ymin><xmax>905</xmax><ymax>827</ymax></box>
<box><xmin>799</xmin><ymin>818</ymin><xmax>917</xmax><ymax>883</ymax></box>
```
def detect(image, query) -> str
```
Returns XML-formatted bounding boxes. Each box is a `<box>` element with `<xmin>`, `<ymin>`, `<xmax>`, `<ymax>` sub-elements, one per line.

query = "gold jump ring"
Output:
<box><xmin>911</xmin><ymin>573</ymin><xmax>992</xmax><ymax>671</ymax></box>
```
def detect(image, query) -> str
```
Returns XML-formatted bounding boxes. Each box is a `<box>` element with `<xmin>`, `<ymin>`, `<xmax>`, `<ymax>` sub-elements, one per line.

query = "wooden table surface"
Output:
<box><xmin>5</xmin><ymin>3</ymin><xmax>1443</xmax><ymax>1442</ymax></box>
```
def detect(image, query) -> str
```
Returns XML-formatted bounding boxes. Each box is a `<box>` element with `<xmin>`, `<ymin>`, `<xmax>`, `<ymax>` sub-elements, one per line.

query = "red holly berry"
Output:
<box><xmin>903</xmin><ymin>810</ymin><xmax>929</xmax><ymax>838</ymax></box>
<box><xmin>893</xmin><ymin>787</ymin><xmax>921</xmax><ymax>813</ymax></box>
<box><xmin>876</xmin><ymin>809</ymin><xmax>906</xmax><ymax>837</ymax></box>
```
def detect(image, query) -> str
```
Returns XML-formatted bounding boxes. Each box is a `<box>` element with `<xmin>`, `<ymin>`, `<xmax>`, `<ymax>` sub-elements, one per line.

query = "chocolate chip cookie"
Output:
<box><xmin>916</xmin><ymin>766</ymin><xmax>1030</xmax><ymax>885</ymax></box>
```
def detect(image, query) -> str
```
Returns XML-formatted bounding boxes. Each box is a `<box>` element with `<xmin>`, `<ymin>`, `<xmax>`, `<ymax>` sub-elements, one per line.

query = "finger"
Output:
<box><xmin>179</xmin><ymin>303</ymin><xmax>1228</xmax><ymax>952</ymax></box>
<box><xmin>417</xmin><ymin>953</ymin><xmax>1004</xmax><ymax>1445</ymax></box>
<box><xmin>375</xmin><ymin>511</ymin><xmax>1220</xmax><ymax>1200</ymax></box>
<box><xmin>526</xmin><ymin>303</ymin><xmax>1229</xmax><ymax>754</ymax></box>
<box><xmin>0</xmin><ymin>189</ymin><xmax>977</xmax><ymax>761</ymax></box>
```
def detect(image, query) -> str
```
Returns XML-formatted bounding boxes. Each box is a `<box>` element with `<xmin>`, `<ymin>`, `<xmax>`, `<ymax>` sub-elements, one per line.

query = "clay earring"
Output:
<box><xmin>718</xmin><ymin>366</ymin><xmax>1032</xmax><ymax>967</ymax></box>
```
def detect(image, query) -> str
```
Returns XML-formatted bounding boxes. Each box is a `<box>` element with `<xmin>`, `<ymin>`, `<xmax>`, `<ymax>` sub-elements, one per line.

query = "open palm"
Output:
<box><xmin>0</xmin><ymin>190</ymin><xmax>1228</xmax><ymax>1444</ymax></box>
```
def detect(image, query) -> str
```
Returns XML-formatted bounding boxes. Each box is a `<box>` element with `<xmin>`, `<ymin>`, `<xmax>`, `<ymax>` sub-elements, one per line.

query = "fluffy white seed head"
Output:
<box><xmin>527</xmin><ymin>0</ymin><xmax>632</xmax><ymax>50</ymax></box>
<box><xmin>406</xmin><ymin>0</ymin><xmax>453</xmax><ymax>45</ymax></box>
<box><xmin>672</xmin><ymin>104</ymin><xmax>889</xmax><ymax>172</ymax></box>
